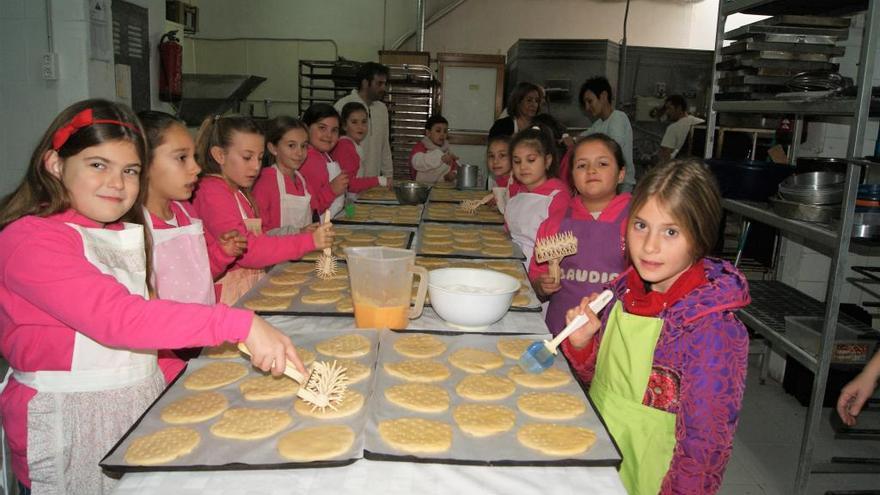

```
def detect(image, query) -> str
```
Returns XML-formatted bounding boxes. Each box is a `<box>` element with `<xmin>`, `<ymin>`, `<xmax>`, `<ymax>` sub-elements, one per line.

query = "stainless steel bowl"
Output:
<box><xmin>778</xmin><ymin>171</ymin><xmax>845</xmax><ymax>205</ymax></box>
<box><xmin>780</xmin><ymin>171</ymin><xmax>845</xmax><ymax>190</ymax></box>
<box><xmin>393</xmin><ymin>181</ymin><xmax>431</xmax><ymax>205</ymax></box>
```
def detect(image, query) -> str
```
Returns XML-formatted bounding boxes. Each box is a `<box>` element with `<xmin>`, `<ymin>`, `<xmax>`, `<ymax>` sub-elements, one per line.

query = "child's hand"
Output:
<box><xmin>312</xmin><ymin>222</ymin><xmax>334</xmax><ymax>249</ymax></box>
<box><xmin>303</xmin><ymin>222</ymin><xmax>319</xmax><ymax>233</ymax></box>
<box><xmin>330</xmin><ymin>173</ymin><xmax>350</xmax><ymax>195</ymax></box>
<box><xmin>441</xmin><ymin>152</ymin><xmax>455</xmax><ymax>165</ymax></box>
<box><xmin>218</xmin><ymin>230</ymin><xmax>248</xmax><ymax>258</ymax></box>
<box><xmin>443</xmin><ymin>168</ymin><xmax>457</xmax><ymax>182</ymax></box>
<box><xmin>243</xmin><ymin>316</ymin><xmax>306</xmax><ymax>376</ymax></box>
<box><xmin>533</xmin><ymin>273</ymin><xmax>562</xmax><ymax>297</ymax></box>
<box><xmin>565</xmin><ymin>294</ymin><xmax>603</xmax><ymax>349</ymax></box>
<box><xmin>836</xmin><ymin>370</ymin><xmax>879</xmax><ymax>426</ymax></box>
<box><xmin>385</xmin><ymin>178</ymin><xmax>394</xmax><ymax>189</ymax></box>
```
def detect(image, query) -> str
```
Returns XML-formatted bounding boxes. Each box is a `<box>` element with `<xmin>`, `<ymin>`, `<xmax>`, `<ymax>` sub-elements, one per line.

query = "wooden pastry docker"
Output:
<box><xmin>534</xmin><ymin>231</ymin><xmax>578</xmax><ymax>284</ymax></box>
<box><xmin>237</xmin><ymin>343</ymin><xmax>348</xmax><ymax>411</ymax></box>
<box><xmin>315</xmin><ymin>210</ymin><xmax>337</xmax><ymax>280</ymax></box>
<box><xmin>459</xmin><ymin>193</ymin><xmax>494</xmax><ymax>214</ymax></box>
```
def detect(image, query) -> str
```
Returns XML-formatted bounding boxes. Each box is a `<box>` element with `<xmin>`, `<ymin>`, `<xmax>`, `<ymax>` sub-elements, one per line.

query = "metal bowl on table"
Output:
<box><xmin>393</xmin><ymin>181</ymin><xmax>431</xmax><ymax>205</ymax></box>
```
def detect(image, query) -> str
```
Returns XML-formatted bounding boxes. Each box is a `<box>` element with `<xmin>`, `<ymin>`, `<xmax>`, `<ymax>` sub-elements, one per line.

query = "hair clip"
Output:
<box><xmin>52</xmin><ymin>108</ymin><xmax>141</xmax><ymax>151</ymax></box>
<box><xmin>531</xmin><ymin>126</ymin><xmax>541</xmax><ymax>130</ymax></box>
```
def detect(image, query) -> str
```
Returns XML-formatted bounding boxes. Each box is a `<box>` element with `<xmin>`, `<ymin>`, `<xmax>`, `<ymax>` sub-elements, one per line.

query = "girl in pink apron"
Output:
<box><xmin>191</xmin><ymin>115</ymin><xmax>334</xmax><ymax>305</ymax></box>
<box><xmin>300</xmin><ymin>104</ymin><xmax>349</xmax><ymax>218</ymax></box>
<box><xmin>332</xmin><ymin>102</ymin><xmax>391</xmax><ymax>194</ymax></box>
<box><xmin>503</xmin><ymin>126</ymin><xmax>571</xmax><ymax>266</ymax></box>
<box><xmin>486</xmin><ymin>134</ymin><xmax>521</xmax><ymax>214</ymax></box>
<box><xmin>561</xmin><ymin>159</ymin><xmax>750</xmax><ymax>495</ymax></box>
<box><xmin>0</xmin><ymin>99</ymin><xmax>307</xmax><ymax>494</ymax></box>
<box><xmin>529</xmin><ymin>134</ymin><xmax>630</xmax><ymax>335</ymax></box>
<box><xmin>253</xmin><ymin>116</ymin><xmax>317</xmax><ymax>235</ymax></box>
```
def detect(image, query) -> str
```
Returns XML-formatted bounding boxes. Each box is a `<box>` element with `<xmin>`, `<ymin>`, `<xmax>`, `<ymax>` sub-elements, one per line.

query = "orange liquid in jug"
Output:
<box><xmin>354</xmin><ymin>302</ymin><xmax>409</xmax><ymax>329</ymax></box>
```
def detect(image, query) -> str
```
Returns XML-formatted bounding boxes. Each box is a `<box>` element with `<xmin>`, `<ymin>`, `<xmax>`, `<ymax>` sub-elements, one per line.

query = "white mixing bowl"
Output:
<box><xmin>428</xmin><ymin>268</ymin><xmax>519</xmax><ymax>330</ymax></box>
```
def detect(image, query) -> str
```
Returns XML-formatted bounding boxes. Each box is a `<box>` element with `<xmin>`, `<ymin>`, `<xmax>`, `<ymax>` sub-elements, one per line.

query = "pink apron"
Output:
<box><xmin>545</xmin><ymin>205</ymin><xmax>629</xmax><ymax>334</ymax></box>
<box><xmin>147</xmin><ymin>203</ymin><xmax>215</xmax><ymax>305</ymax></box>
<box><xmin>216</xmin><ymin>193</ymin><xmax>265</xmax><ymax>305</ymax></box>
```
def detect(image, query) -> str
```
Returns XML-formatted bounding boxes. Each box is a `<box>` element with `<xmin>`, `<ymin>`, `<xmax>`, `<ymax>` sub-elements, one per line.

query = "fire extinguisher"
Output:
<box><xmin>159</xmin><ymin>31</ymin><xmax>182</xmax><ymax>102</ymax></box>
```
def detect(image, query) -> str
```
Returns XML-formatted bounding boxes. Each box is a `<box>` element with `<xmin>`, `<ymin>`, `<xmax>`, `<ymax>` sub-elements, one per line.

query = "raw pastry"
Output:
<box><xmin>277</xmin><ymin>425</ymin><xmax>355</xmax><ymax>461</ymax></box>
<box><xmin>347</xmin><ymin>233</ymin><xmax>377</xmax><ymax>243</ymax></box>
<box><xmin>335</xmin><ymin>297</ymin><xmax>354</xmax><ymax>313</ymax></box>
<box><xmin>297</xmin><ymin>348</ymin><xmax>316</xmax><ymax>367</ymax></box>
<box><xmin>448</xmin><ymin>348</ymin><xmax>504</xmax><ymax>373</ymax></box>
<box><xmin>384</xmin><ymin>359</ymin><xmax>450</xmax><ymax>382</ymax></box>
<box><xmin>385</xmin><ymin>383</ymin><xmax>449</xmax><ymax>413</ymax></box>
<box><xmin>452</xmin><ymin>404</ymin><xmax>516</xmax><ymax>437</ymax></box>
<box><xmin>244</xmin><ymin>296</ymin><xmax>292</xmax><ymax>311</ymax></box>
<box><xmin>300</xmin><ymin>292</ymin><xmax>343</xmax><ymax>305</ymax></box>
<box><xmin>393</xmin><ymin>334</ymin><xmax>447</xmax><ymax>358</ymax></box>
<box><xmin>209</xmin><ymin>408</ymin><xmax>292</xmax><ymax>440</ymax></box>
<box><xmin>239</xmin><ymin>374</ymin><xmax>299</xmax><ymax>401</ymax></box>
<box><xmin>517</xmin><ymin>424</ymin><xmax>597</xmax><ymax>456</ymax></box>
<box><xmin>160</xmin><ymin>391</ymin><xmax>228</xmax><ymax>424</ymax></box>
<box><xmin>378</xmin><ymin>418</ymin><xmax>452</xmax><ymax>454</ymax></box>
<box><xmin>511</xmin><ymin>293</ymin><xmax>531</xmax><ymax>307</ymax></box>
<box><xmin>260</xmin><ymin>283</ymin><xmax>301</xmax><ymax>297</ymax></box>
<box><xmin>183</xmin><ymin>362</ymin><xmax>248</xmax><ymax>390</ymax></box>
<box><xmin>124</xmin><ymin>427</ymin><xmax>200</xmax><ymax>465</ymax></box>
<box><xmin>282</xmin><ymin>263</ymin><xmax>316</xmax><ymax>274</ymax></box>
<box><xmin>269</xmin><ymin>272</ymin><xmax>310</xmax><ymax>285</ymax></box>
<box><xmin>421</xmin><ymin>243</ymin><xmax>455</xmax><ymax>255</ymax></box>
<box><xmin>495</xmin><ymin>338</ymin><xmax>534</xmax><ymax>360</ymax></box>
<box><xmin>202</xmin><ymin>342</ymin><xmax>241</xmax><ymax>359</ymax></box>
<box><xmin>330</xmin><ymin>358</ymin><xmax>371</xmax><ymax>385</ymax></box>
<box><xmin>517</xmin><ymin>392</ymin><xmax>586</xmax><ymax>420</ymax></box>
<box><xmin>455</xmin><ymin>374</ymin><xmax>516</xmax><ymax>401</ymax></box>
<box><xmin>507</xmin><ymin>366</ymin><xmax>571</xmax><ymax>389</ymax></box>
<box><xmin>481</xmin><ymin>245</ymin><xmax>514</xmax><ymax>257</ymax></box>
<box><xmin>308</xmin><ymin>279</ymin><xmax>348</xmax><ymax>292</ymax></box>
<box><xmin>294</xmin><ymin>389</ymin><xmax>365</xmax><ymax>419</ymax></box>
<box><xmin>378</xmin><ymin>230</ymin><xmax>409</xmax><ymax>240</ymax></box>
<box><xmin>316</xmin><ymin>333</ymin><xmax>371</xmax><ymax>358</ymax></box>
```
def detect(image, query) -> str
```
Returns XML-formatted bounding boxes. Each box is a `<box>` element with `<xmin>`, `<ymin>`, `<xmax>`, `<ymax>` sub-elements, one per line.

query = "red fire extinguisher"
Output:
<box><xmin>159</xmin><ymin>31</ymin><xmax>182</xmax><ymax>102</ymax></box>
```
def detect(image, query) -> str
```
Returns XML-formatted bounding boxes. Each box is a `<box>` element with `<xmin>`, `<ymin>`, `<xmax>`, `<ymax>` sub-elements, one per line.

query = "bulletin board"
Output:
<box><xmin>438</xmin><ymin>54</ymin><xmax>505</xmax><ymax>134</ymax></box>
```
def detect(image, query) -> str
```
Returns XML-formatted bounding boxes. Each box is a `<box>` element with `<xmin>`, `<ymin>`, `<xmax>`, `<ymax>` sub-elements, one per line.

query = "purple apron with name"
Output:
<box><xmin>545</xmin><ymin>205</ymin><xmax>629</xmax><ymax>334</ymax></box>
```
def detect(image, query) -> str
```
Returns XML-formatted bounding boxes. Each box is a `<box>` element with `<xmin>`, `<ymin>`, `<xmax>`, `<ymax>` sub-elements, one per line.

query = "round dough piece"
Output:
<box><xmin>393</xmin><ymin>334</ymin><xmax>447</xmax><ymax>358</ymax></box>
<box><xmin>455</xmin><ymin>374</ymin><xmax>516</xmax><ymax>401</ymax></box>
<box><xmin>316</xmin><ymin>334</ymin><xmax>371</xmax><ymax>358</ymax></box>
<box><xmin>378</xmin><ymin>230</ymin><xmax>408</xmax><ymax>240</ymax></box>
<box><xmin>202</xmin><ymin>342</ymin><xmax>241</xmax><ymax>359</ymax></box>
<box><xmin>517</xmin><ymin>424</ymin><xmax>597</xmax><ymax>456</ymax></box>
<box><xmin>282</xmin><ymin>263</ymin><xmax>316</xmax><ymax>274</ymax></box>
<box><xmin>183</xmin><ymin>362</ymin><xmax>248</xmax><ymax>391</ymax></box>
<box><xmin>335</xmin><ymin>297</ymin><xmax>354</xmax><ymax>313</ymax></box>
<box><xmin>294</xmin><ymin>389</ymin><xmax>365</xmax><ymax>419</ymax></box>
<box><xmin>385</xmin><ymin>383</ymin><xmax>449</xmax><ymax>413</ymax></box>
<box><xmin>239</xmin><ymin>374</ymin><xmax>299</xmax><ymax>401</ymax></box>
<box><xmin>416</xmin><ymin>258</ymin><xmax>448</xmax><ymax>269</ymax></box>
<box><xmin>260</xmin><ymin>283</ymin><xmax>301</xmax><ymax>297</ymax></box>
<box><xmin>511</xmin><ymin>293</ymin><xmax>530</xmax><ymax>307</ymax></box>
<box><xmin>422</xmin><ymin>237</ymin><xmax>453</xmax><ymax>246</ymax></box>
<box><xmin>453</xmin><ymin>404</ymin><xmax>516</xmax><ymax>437</ymax></box>
<box><xmin>452</xmin><ymin>231</ymin><xmax>480</xmax><ymax>242</ymax></box>
<box><xmin>300</xmin><ymin>292</ymin><xmax>343</xmax><ymax>305</ymax></box>
<box><xmin>244</xmin><ymin>296</ymin><xmax>292</xmax><ymax>311</ymax></box>
<box><xmin>160</xmin><ymin>392</ymin><xmax>228</xmax><ymax>424</ymax></box>
<box><xmin>209</xmin><ymin>408</ymin><xmax>292</xmax><ymax>440</ymax></box>
<box><xmin>270</xmin><ymin>272</ymin><xmax>310</xmax><ymax>285</ymax></box>
<box><xmin>507</xmin><ymin>366</ymin><xmax>571</xmax><ymax>389</ymax></box>
<box><xmin>124</xmin><ymin>427</ymin><xmax>200</xmax><ymax>465</ymax></box>
<box><xmin>309</xmin><ymin>279</ymin><xmax>349</xmax><ymax>292</ymax></box>
<box><xmin>496</xmin><ymin>338</ymin><xmax>534</xmax><ymax>360</ymax></box>
<box><xmin>453</xmin><ymin>241</ymin><xmax>481</xmax><ymax>252</ymax></box>
<box><xmin>481</xmin><ymin>230</ymin><xmax>508</xmax><ymax>240</ymax></box>
<box><xmin>481</xmin><ymin>244</ymin><xmax>514</xmax><ymax>257</ymax></box>
<box><xmin>517</xmin><ymin>392</ymin><xmax>586</xmax><ymax>420</ymax></box>
<box><xmin>297</xmin><ymin>348</ymin><xmax>316</xmax><ymax>367</ymax></box>
<box><xmin>384</xmin><ymin>360</ymin><xmax>450</xmax><ymax>382</ymax></box>
<box><xmin>277</xmin><ymin>425</ymin><xmax>355</xmax><ymax>461</ymax></box>
<box><xmin>421</xmin><ymin>243</ymin><xmax>455</xmax><ymax>255</ymax></box>
<box><xmin>332</xmin><ymin>359</ymin><xmax>371</xmax><ymax>385</ymax></box>
<box><xmin>347</xmin><ymin>233</ymin><xmax>377</xmax><ymax>243</ymax></box>
<box><xmin>378</xmin><ymin>418</ymin><xmax>452</xmax><ymax>454</ymax></box>
<box><xmin>448</xmin><ymin>348</ymin><xmax>504</xmax><ymax>374</ymax></box>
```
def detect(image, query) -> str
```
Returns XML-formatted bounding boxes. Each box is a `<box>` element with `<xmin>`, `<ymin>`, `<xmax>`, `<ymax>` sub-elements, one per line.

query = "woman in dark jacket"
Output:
<box><xmin>489</xmin><ymin>82</ymin><xmax>542</xmax><ymax>138</ymax></box>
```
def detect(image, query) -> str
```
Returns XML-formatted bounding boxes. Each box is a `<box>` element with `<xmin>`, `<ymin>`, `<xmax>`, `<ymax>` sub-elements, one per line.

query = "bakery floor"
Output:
<box><xmin>719</xmin><ymin>354</ymin><xmax>880</xmax><ymax>495</ymax></box>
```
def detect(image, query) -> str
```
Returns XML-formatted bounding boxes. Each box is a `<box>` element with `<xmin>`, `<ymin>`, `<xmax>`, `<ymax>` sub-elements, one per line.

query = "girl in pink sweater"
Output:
<box><xmin>0</xmin><ymin>99</ymin><xmax>305</xmax><ymax>494</ymax></box>
<box><xmin>299</xmin><ymin>103</ymin><xmax>350</xmax><ymax>217</ymax></box>
<box><xmin>191</xmin><ymin>115</ymin><xmax>334</xmax><ymax>304</ymax></box>
<box><xmin>331</xmin><ymin>102</ymin><xmax>391</xmax><ymax>194</ymax></box>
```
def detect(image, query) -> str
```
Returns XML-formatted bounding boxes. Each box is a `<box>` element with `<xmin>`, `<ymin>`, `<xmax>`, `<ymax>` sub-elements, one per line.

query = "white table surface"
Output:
<box><xmin>112</xmin><ymin>313</ymin><xmax>626</xmax><ymax>495</ymax></box>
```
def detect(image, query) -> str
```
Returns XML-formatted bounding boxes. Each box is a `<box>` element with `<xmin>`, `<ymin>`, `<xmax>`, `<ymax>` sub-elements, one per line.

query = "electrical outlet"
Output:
<box><xmin>41</xmin><ymin>52</ymin><xmax>58</xmax><ymax>80</ymax></box>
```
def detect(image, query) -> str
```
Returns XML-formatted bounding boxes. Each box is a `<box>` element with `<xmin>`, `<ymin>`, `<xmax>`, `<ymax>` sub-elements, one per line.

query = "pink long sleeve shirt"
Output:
<box><xmin>0</xmin><ymin>210</ymin><xmax>254</xmax><ymax>485</ymax></box>
<box><xmin>331</xmin><ymin>137</ymin><xmax>380</xmax><ymax>193</ymax></box>
<box><xmin>252</xmin><ymin>166</ymin><xmax>311</xmax><ymax>232</ymax></box>
<box><xmin>299</xmin><ymin>146</ymin><xmax>342</xmax><ymax>215</ymax></box>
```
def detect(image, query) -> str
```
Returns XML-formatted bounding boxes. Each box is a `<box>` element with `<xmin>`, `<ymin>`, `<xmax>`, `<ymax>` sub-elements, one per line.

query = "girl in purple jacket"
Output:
<box><xmin>562</xmin><ymin>159</ymin><xmax>750</xmax><ymax>494</ymax></box>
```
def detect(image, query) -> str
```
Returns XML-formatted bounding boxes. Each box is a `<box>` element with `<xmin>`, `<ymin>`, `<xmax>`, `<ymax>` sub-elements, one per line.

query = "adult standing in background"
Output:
<box><xmin>579</xmin><ymin>77</ymin><xmax>636</xmax><ymax>191</ymax></box>
<box><xmin>334</xmin><ymin>62</ymin><xmax>393</xmax><ymax>179</ymax></box>
<box><xmin>489</xmin><ymin>82</ymin><xmax>543</xmax><ymax>138</ymax></box>
<box><xmin>657</xmin><ymin>94</ymin><xmax>704</xmax><ymax>163</ymax></box>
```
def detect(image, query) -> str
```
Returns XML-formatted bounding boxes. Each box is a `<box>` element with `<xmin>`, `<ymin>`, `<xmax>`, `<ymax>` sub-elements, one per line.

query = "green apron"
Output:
<box><xmin>589</xmin><ymin>301</ymin><xmax>677</xmax><ymax>495</ymax></box>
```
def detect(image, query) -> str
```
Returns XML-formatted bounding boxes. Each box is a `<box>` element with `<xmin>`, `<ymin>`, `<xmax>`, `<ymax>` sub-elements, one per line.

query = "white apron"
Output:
<box><xmin>146</xmin><ymin>203</ymin><xmax>215</xmax><ymax>305</ymax></box>
<box><xmin>504</xmin><ymin>189</ymin><xmax>559</xmax><ymax>266</ymax></box>
<box><xmin>325</xmin><ymin>153</ymin><xmax>345</xmax><ymax>218</ymax></box>
<box><xmin>14</xmin><ymin>223</ymin><xmax>164</xmax><ymax>495</ymax></box>
<box><xmin>270</xmin><ymin>165</ymin><xmax>312</xmax><ymax>236</ymax></box>
<box><xmin>216</xmin><ymin>193</ymin><xmax>265</xmax><ymax>305</ymax></box>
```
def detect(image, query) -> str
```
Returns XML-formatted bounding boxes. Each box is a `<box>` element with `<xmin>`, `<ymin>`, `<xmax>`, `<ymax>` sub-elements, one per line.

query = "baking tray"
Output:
<box><xmin>422</xmin><ymin>203</ymin><xmax>505</xmax><ymax>225</ymax></box>
<box><xmin>300</xmin><ymin>225</ymin><xmax>415</xmax><ymax>261</ymax></box>
<box><xmin>100</xmin><ymin>329</ymin><xmax>381</xmax><ymax>473</ymax></box>
<box><xmin>415</xmin><ymin>223</ymin><xmax>524</xmax><ymax>260</ymax></box>
<box><xmin>724</xmin><ymin>24</ymin><xmax>849</xmax><ymax>42</ymax></box>
<box><xmin>716</xmin><ymin>57</ymin><xmax>839</xmax><ymax>72</ymax></box>
<box><xmin>428</xmin><ymin>188</ymin><xmax>491</xmax><ymax>203</ymax></box>
<box><xmin>333</xmin><ymin>204</ymin><xmax>423</xmax><ymax>227</ymax></box>
<box><xmin>752</xmin><ymin>15</ymin><xmax>851</xmax><ymax>29</ymax></box>
<box><xmin>234</xmin><ymin>262</ymin><xmax>355</xmax><ymax>317</ymax></box>
<box><xmin>415</xmin><ymin>257</ymin><xmax>541</xmax><ymax>312</ymax></box>
<box><xmin>722</xmin><ymin>40</ymin><xmax>845</xmax><ymax>56</ymax></box>
<box><xmin>728</xmin><ymin>51</ymin><xmax>835</xmax><ymax>62</ymax></box>
<box><xmin>362</xmin><ymin>331</ymin><xmax>622</xmax><ymax>467</ymax></box>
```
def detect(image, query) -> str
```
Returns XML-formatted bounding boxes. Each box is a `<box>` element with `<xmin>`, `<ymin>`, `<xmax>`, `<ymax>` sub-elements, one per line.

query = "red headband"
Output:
<box><xmin>51</xmin><ymin>108</ymin><xmax>141</xmax><ymax>151</ymax></box>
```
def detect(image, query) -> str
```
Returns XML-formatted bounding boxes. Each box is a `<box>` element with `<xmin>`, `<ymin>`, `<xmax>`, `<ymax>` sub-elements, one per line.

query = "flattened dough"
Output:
<box><xmin>160</xmin><ymin>392</ymin><xmax>228</xmax><ymax>424</ymax></box>
<box><xmin>452</xmin><ymin>404</ymin><xmax>516</xmax><ymax>437</ymax></box>
<box><xmin>260</xmin><ymin>284</ymin><xmax>301</xmax><ymax>297</ymax></box>
<box><xmin>331</xmin><ymin>359</ymin><xmax>370</xmax><ymax>385</ymax></box>
<box><xmin>517</xmin><ymin>424</ymin><xmax>597</xmax><ymax>456</ymax></box>
<box><xmin>507</xmin><ymin>366</ymin><xmax>571</xmax><ymax>389</ymax></box>
<box><xmin>294</xmin><ymin>389</ymin><xmax>365</xmax><ymax>419</ymax></box>
<box><xmin>124</xmin><ymin>427</ymin><xmax>200</xmax><ymax>465</ymax></box>
<box><xmin>384</xmin><ymin>360</ymin><xmax>450</xmax><ymax>382</ymax></box>
<box><xmin>385</xmin><ymin>383</ymin><xmax>449</xmax><ymax>413</ymax></box>
<box><xmin>183</xmin><ymin>362</ymin><xmax>248</xmax><ymax>390</ymax></box>
<box><xmin>393</xmin><ymin>334</ymin><xmax>447</xmax><ymax>358</ymax></box>
<box><xmin>448</xmin><ymin>348</ymin><xmax>504</xmax><ymax>374</ymax></box>
<box><xmin>378</xmin><ymin>418</ymin><xmax>452</xmax><ymax>454</ymax></box>
<box><xmin>202</xmin><ymin>342</ymin><xmax>241</xmax><ymax>359</ymax></box>
<box><xmin>316</xmin><ymin>334</ymin><xmax>371</xmax><ymax>358</ymax></box>
<box><xmin>455</xmin><ymin>374</ymin><xmax>516</xmax><ymax>401</ymax></box>
<box><xmin>209</xmin><ymin>408</ymin><xmax>292</xmax><ymax>440</ymax></box>
<box><xmin>244</xmin><ymin>296</ymin><xmax>292</xmax><ymax>311</ymax></box>
<box><xmin>277</xmin><ymin>425</ymin><xmax>355</xmax><ymax>461</ymax></box>
<box><xmin>495</xmin><ymin>338</ymin><xmax>534</xmax><ymax>360</ymax></box>
<box><xmin>517</xmin><ymin>392</ymin><xmax>586</xmax><ymax>420</ymax></box>
<box><xmin>239</xmin><ymin>374</ymin><xmax>299</xmax><ymax>401</ymax></box>
<box><xmin>300</xmin><ymin>292</ymin><xmax>343</xmax><ymax>305</ymax></box>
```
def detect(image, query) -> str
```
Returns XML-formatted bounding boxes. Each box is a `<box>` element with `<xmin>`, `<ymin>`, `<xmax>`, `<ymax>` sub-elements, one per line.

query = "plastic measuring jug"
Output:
<box><xmin>344</xmin><ymin>247</ymin><xmax>428</xmax><ymax>329</ymax></box>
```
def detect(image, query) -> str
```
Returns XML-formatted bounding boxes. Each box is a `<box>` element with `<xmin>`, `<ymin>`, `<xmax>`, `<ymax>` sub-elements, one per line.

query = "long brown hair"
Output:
<box><xmin>194</xmin><ymin>114</ymin><xmax>264</xmax><ymax>217</ymax></box>
<box><xmin>0</xmin><ymin>98</ymin><xmax>155</xmax><ymax>290</ymax></box>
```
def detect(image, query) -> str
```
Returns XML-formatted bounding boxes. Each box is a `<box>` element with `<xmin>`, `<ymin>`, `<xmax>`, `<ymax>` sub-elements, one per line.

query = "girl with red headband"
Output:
<box><xmin>0</xmin><ymin>99</ymin><xmax>307</xmax><ymax>494</ymax></box>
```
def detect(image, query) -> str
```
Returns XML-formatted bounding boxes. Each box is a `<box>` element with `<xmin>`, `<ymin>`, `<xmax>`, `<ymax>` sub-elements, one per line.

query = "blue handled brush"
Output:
<box><xmin>517</xmin><ymin>290</ymin><xmax>614</xmax><ymax>374</ymax></box>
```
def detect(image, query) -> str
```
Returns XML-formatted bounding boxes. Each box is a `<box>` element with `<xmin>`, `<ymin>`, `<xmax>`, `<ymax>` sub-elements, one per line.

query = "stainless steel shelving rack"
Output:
<box><xmin>705</xmin><ymin>1</ymin><xmax>879</xmax><ymax>492</ymax></box>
